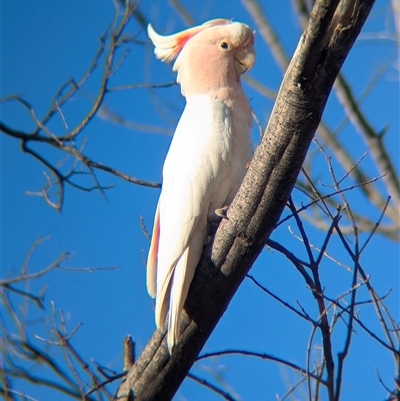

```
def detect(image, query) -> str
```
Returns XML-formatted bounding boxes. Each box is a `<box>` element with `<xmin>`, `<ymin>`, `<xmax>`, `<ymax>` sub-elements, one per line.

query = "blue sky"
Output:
<box><xmin>1</xmin><ymin>1</ymin><xmax>399</xmax><ymax>400</ymax></box>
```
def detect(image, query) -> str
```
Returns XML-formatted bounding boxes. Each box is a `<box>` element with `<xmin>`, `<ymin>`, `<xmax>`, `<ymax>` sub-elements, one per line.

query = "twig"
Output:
<box><xmin>306</xmin><ymin>323</ymin><xmax>319</xmax><ymax>401</ymax></box>
<box><xmin>107</xmin><ymin>82</ymin><xmax>176</xmax><ymax>92</ymax></box>
<box><xmin>187</xmin><ymin>372</ymin><xmax>238</xmax><ymax>401</ymax></box>
<box><xmin>1</xmin><ymin>252</ymin><xmax>71</xmax><ymax>285</ymax></box>
<box><xmin>360</xmin><ymin>196</ymin><xmax>392</xmax><ymax>254</ymax></box>
<box><xmin>168</xmin><ymin>0</ymin><xmax>195</xmax><ymax>26</ymax></box>
<box><xmin>288</xmin><ymin>198</ymin><xmax>335</xmax><ymax>400</ymax></box>
<box><xmin>288</xmin><ymin>197</ymin><xmax>316</xmax><ymax>265</ymax></box>
<box><xmin>85</xmin><ymin>371</ymin><xmax>127</xmax><ymax>397</ymax></box>
<box><xmin>333</xmin><ymin>73</ymin><xmax>400</xmax><ymax>209</ymax></box>
<box><xmin>197</xmin><ymin>350</ymin><xmax>327</xmax><ymax>385</ymax></box>
<box><xmin>2</xmin><ymin>284</ymin><xmax>46</xmax><ymax>310</ymax></box>
<box><xmin>247</xmin><ymin>273</ymin><xmax>314</xmax><ymax>322</ymax></box>
<box><xmin>123</xmin><ymin>335</ymin><xmax>135</xmax><ymax>371</ymax></box>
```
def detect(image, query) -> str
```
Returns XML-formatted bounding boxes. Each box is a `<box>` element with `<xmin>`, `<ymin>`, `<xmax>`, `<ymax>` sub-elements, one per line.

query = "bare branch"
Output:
<box><xmin>1</xmin><ymin>252</ymin><xmax>71</xmax><ymax>286</ymax></box>
<box><xmin>123</xmin><ymin>335</ymin><xmax>135</xmax><ymax>371</ymax></box>
<box><xmin>197</xmin><ymin>350</ymin><xmax>327</xmax><ymax>385</ymax></box>
<box><xmin>333</xmin><ymin>73</ymin><xmax>400</xmax><ymax>210</ymax></box>
<box><xmin>187</xmin><ymin>373</ymin><xmax>238</xmax><ymax>401</ymax></box>
<box><xmin>247</xmin><ymin>272</ymin><xmax>316</xmax><ymax>323</ymax></box>
<box><xmin>168</xmin><ymin>0</ymin><xmax>195</xmax><ymax>26</ymax></box>
<box><xmin>288</xmin><ymin>199</ymin><xmax>335</xmax><ymax>401</ymax></box>
<box><xmin>360</xmin><ymin>196</ymin><xmax>392</xmax><ymax>254</ymax></box>
<box><xmin>107</xmin><ymin>82</ymin><xmax>176</xmax><ymax>92</ymax></box>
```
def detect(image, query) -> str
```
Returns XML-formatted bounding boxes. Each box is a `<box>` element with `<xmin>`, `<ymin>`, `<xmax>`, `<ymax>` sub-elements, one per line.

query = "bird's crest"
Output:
<box><xmin>148</xmin><ymin>19</ymin><xmax>230</xmax><ymax>63</ymax></box>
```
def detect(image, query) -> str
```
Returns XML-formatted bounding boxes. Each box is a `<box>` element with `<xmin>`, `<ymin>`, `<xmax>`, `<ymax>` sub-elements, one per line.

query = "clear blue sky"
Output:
<box><xmin>1</xmin><ymin>1</ymin><xmax>399</xmax><ymax>400</ymax></box>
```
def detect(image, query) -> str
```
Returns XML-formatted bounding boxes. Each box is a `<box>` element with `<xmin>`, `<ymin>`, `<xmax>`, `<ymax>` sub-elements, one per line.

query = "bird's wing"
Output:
<box><xmin>150</xmin><ymin>96</ymin><xmax>233</xmax><ymax>339</ymax></box>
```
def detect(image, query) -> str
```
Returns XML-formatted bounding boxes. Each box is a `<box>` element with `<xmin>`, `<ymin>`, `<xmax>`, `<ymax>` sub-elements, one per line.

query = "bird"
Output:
<box><xmin>147</xmin><ymin>19</ymin><xmax>255</xmax><ymax>353</ymax></box>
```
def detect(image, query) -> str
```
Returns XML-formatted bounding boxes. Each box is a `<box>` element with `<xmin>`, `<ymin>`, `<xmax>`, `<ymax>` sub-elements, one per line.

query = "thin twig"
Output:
<box><xmin>187</xmin><ymin>372</ymin><xmax>238</xmax><ymax>401</ymax></box>
<box><xmin>197</xmin><ymin>350</ymin><xmax>327</xmax><ymax>385</ymax></box>
<box><xmin>247</xmin><ymin>273</ymin><xmax>314</xmax><ymax>323</ymax></box>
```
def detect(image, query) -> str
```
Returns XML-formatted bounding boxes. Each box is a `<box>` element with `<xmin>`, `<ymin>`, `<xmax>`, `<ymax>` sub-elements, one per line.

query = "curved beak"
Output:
<box><xmin>234</xmin><ymin>44</ymin><xmax>255</xmax><ymax>75</ymax></box>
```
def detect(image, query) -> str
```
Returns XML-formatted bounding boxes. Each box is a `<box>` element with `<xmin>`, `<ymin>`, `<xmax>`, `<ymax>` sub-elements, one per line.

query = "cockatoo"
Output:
<box><xmin>147</xmin><ymin>19</ymin><xmax>255</xmax><ymax>353</ymax></box>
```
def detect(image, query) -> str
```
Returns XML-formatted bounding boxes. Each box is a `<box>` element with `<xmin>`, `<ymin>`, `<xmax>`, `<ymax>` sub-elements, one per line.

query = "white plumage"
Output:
<box><xmin>147</xmin><ymin>20</ymin><xmax>255</xmax><ymax>352</ymax></box>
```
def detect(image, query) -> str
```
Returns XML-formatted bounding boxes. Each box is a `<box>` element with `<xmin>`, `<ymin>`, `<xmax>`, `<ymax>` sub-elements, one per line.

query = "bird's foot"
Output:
<box><xmin>215</xmin><ymin>205</ymin><xmax>229</xmax><ymax>219</ymax></box>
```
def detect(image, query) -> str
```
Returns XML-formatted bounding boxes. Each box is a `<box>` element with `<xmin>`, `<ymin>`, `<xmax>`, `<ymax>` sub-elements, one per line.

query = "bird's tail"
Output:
<box><xmin>166</xmin><ymin>227</ymin><xmax>205</xmax><ymax>353</ymax></box>
<box><xmin>167</xmin><ymin>246</ymin><xmax>193</xmax><ymax>353</ymax></box>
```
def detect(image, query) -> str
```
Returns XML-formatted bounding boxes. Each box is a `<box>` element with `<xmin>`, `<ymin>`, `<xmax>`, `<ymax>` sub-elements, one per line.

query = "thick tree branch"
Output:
<box><xmin>116</xmin><ymin>1</ymin><xmax>376</xmax><ymax>399</ymax></box>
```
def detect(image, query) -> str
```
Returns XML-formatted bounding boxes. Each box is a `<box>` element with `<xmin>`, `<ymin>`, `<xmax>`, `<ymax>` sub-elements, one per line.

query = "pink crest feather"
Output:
<box><xmin>147</xmin><ymin>19</ymin><xmax>231</xmax><ymax>63</ymax></box>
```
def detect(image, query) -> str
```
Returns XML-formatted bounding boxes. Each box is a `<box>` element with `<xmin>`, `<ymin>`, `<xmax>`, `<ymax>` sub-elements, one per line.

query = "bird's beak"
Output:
<box><xmin>234</xmin><ymin>44</ymin><xmax>255</xmax><ymax>75</ymax></box>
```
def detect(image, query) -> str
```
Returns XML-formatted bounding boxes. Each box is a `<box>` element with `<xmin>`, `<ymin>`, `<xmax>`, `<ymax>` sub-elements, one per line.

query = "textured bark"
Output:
<box><xmin>116</xmin><ymin>0</ymin><xmax>376</xmax><ymax>399</ymax></box>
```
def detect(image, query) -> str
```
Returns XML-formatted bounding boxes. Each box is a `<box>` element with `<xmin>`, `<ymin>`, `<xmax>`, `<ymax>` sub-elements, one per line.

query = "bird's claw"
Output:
<box><xmin>215</xmin><ymin>206</ymin><xmax>229</xmax><ymax>219</ymax></box>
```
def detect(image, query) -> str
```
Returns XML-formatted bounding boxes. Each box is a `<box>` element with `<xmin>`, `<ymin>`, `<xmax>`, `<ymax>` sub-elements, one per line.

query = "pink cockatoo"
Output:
<box><xmin>147</xmin><ymin>19</ymin><xmax>255</xmax><ymax>353</ymax></box>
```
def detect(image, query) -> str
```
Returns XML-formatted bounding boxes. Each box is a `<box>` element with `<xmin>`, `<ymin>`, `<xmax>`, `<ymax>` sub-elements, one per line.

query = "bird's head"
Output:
<box><xmin>148</xmin><ymin>19</ymin><xmax>255</xmax><ymax>95</ymax></box>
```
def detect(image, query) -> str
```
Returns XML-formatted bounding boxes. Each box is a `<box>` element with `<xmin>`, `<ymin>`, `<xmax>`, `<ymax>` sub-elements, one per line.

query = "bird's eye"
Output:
<box><xmin>220</xmin><ymin>41</ymin><xmax>229</xmax><ymax>50</ymax></box>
